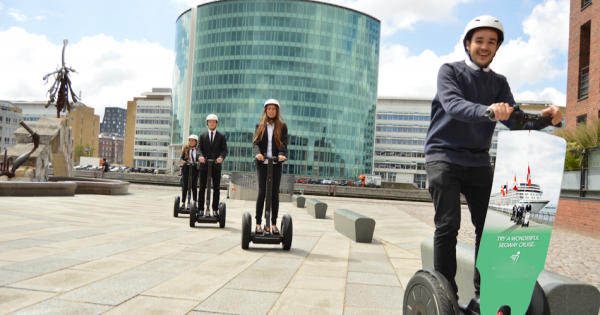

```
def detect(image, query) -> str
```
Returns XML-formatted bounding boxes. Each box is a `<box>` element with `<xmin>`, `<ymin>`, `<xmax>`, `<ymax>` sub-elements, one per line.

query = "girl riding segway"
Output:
<box><xmin>253</xmin><ymin>99</ymin><xmax>288</xmax><ymax>235</ymax></box>
<box><xmin>180</xmin><ymin>134</ymin><xmax>199</xmax><ymax>210</ymax></box>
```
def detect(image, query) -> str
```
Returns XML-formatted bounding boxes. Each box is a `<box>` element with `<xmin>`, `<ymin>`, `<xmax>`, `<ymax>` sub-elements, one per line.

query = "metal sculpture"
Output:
<box><xmin>0</xmin><ymin>121</ymin><xmax>40</xmax><ymax>178</ymax></box>
<box><xmin>43</xmin><ymin>39</ymin><xmax>79</xmax><ymax>118</ymax></box>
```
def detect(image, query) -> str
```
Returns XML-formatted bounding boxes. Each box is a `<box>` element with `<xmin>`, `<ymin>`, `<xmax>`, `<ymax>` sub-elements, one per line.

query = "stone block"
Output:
<box><xmin>334</xmin><ymin>209</ymin><xmax>376</xmax><ymax>243</ymax></box>
<box><xmin>306</xmin><ymin>198</ymin><xmax>327</xmax><ymax>218</ymax></box>
<box><xmin>292</xmin><ymin>195</ymin><xmax>306</xmax><ymax>208</ymax></box>
<box><xmin>420</xmin><ymin>237</ymin><xmax>600</xmax><ymax>312</ymax></box>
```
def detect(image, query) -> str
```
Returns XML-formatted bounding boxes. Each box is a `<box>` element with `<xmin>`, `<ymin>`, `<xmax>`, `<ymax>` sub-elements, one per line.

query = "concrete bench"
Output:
<box><xmin>421</xmin><ymin>238</ymin><xmax>600</xmax><ymax>313</ymax></box>
<box><xmin>306</xmin><ymin>199</ymin><xmax>327</xmax><ymax>219</ymax></box>
<box><xmin>292</xmin><ymin>195</ymin><xmax>306</xmax><ymax>208</ymax></box>
<box><xmin>334</xmin><ymin>209</ymin><xmax>376</xmax><ymax>243</ymax></box>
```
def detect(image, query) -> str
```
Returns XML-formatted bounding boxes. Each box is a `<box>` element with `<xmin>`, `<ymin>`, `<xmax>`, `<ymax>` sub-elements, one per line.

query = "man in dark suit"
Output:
<box><xmin>197</xmin><ymin>114</ymin><xmax>228</xmax><ymax>217</ymax></box>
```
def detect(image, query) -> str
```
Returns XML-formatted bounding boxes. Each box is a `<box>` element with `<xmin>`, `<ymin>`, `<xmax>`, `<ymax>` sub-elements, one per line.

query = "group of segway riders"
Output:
<box><xmin>511</xmin><ymin>203</ymin><xmax>532</xmax><ymax>227</ymax></box>
<box><xmin>170</xmin><ymin>13</ymin><xmax>566</xmax><ymax>314</ymax></box>
<box><xmin>177</xmin><ymin>100</ymin><xmax>288</xmax><ymax>237</ymax></box>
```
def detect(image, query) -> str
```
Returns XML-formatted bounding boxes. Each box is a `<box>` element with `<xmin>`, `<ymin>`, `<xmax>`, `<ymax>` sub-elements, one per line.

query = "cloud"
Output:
<box><xmin>36</xmin><ymin>15</ymin><xmax>46</xmax><ymax>20</ymax></box>
<box><xmin>378</xmin><ymin>0</ymin><xmax>569</xmax><ymax>103</ymax></box>
<box><xmin>0</xmin><ymin>3</ymin><xmax>5</xmax><ymax>11</ymax></box>
<box><xmin>322</xmin><ymin>0</ymin><xmax>473</xmax><ymax>37</ymax></box>
<box><xmin>8</xmin><ymin>9</ymin><xmax>28</xmax><ymax>22</ymax></box>
<box><xmin>0</xmin><ymin>27</ymin><xmax>174</xmax><ymax>121</ymax></box>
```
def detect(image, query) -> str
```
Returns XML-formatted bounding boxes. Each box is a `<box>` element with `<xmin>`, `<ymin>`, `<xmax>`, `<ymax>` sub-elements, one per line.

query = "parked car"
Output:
<box><xmin>322</xmin><ymin>178</ymin><xmax>333</xmax><ymax>185</ymax></box>
<box><xmin>317</xmin><ymin>179</ymin><xmax>324</xmax><ymax>185</ymax></box>
<box><xmin>297</xmin><ymin>178</ymin><xmax>307</xmax><ymax>184</ymax></box>
<box><xmin>353</xmin><ymin>180</ymin><xmax>363</xmax><ymax>187</ymax></box>
<box><xmin>332</xmin><ymin>180</ymin><xmax>339</xmax><ymax>185</ymax></box>
<box><xmin>109</xmin><ymin>166</ymin><xmax>119</xmax><ymax>172</ymax></box>
<box><xmin>308</xmin><ymin>178</ymin><xmax>317</xmax><ymax>184</ymax></box>
<box><xmin>222</xmin><ymin>174</ymin><xmax>230</xmax><ymax>179</ymax></box>
<box><xmin>339</xmin><ymin>180</ymin><xmax>349</xmax><ymax>186</ymax></box>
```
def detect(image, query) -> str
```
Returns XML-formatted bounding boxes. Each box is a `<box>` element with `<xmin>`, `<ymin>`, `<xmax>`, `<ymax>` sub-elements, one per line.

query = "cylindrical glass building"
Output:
<box><xmin>172</xmin><ymin>0</ymin><xmax>380</xmax><ymax>178</ymax></box>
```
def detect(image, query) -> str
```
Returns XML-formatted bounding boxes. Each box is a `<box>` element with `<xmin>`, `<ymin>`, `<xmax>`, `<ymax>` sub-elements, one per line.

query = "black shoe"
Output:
<box><xmin>213</xmin><ymin>210</ymin><xmax>218</xmax><ymax>217</ymax></box>
<box><xmin>199</xmin><ymin>210</ymin><xmax>204</xmax><ymax>217</ymax></box>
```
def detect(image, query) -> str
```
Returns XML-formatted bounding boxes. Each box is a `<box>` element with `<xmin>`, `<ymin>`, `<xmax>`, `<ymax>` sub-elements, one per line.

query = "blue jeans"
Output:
<box><xmin>426</xmin><ymin>161</ymin><xmax>493</xmax><ymax>299</ymax></box>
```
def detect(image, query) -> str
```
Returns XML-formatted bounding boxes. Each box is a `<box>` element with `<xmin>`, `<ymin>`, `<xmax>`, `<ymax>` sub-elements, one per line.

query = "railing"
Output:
<box><xmin>562</xmin><ymin>147</ymin><xmax>600</xmax><ymax>198</ymax></box>
<box><xmin>493</xmin><ymin>207</ymin><xmax>556</xmax><ymax>225</ymax></box>
<box><xmin>231</xmin><ymin>171</ymin><xmax>295</xmax><ymax>197</ymax></box>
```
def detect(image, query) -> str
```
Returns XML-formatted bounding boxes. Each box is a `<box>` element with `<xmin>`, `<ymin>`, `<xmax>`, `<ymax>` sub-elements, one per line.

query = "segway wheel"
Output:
<box><xmin>403</xmin><ymin>270</ymin><xmax>456</xmax><ymax>315</ymax></box>
<box><xmin>281</xmin><ymin>214</ymin><xmax>293</xmax><ymax>250</ymax></box>
<box><xmin>189</xmin><ymin>201</ymin><xmax>196</xmax><ymax>228</ymax></box>
<box><xmin>174</xmin><ymin>196</ymin><xmax>180</xmax><ymax>218</ymax></box>
<box><xmin>241</xmin><ymin>212</ymin><xmax>251</xmax><ymax>249</ymax></box>
<box><xmin>219</xmin><ymin>202</ymin><xmax>226</xmax><ymax>228</ymax></box>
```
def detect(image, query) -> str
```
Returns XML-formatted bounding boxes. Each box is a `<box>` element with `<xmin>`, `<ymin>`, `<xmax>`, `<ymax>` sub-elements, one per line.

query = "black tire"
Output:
<box><xmin>403</xmin><ymin>270</ymin><xmax>456</xmax><ymax>315</ymax></box>
<box><xmin>219</xmin><ymin>202</ymin><xmax>226</xmax><ymax>228</ymax></box>
<box><xmin>241</xmin><ymin>212</ymin><xmax>251</xmax><ymax>249</ymax></box>
<box><xmin>189</xmin><ymin>201</ymin><xmax>196</xmax><ymax>227</ymax></box>
<box><xmin>174</xmin><ymin>196</ymin><xmax>180</xmax><ymax>218</ymax></box>
<box><xmin>281</xmin><ymin>214</ymin><xmax>293</xmax><ymax>250</ymax></box>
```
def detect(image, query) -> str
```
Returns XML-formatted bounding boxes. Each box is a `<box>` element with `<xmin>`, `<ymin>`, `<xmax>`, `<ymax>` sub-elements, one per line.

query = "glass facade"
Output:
<box><xmin>173</xmin><ymin>0</ymin><xmax>380</xmax><ymax>178</ymax></box>
<box><xmin>172</xmin><ymin>9</ymin><xmax>192</xmax><ymax>146</ymax></box>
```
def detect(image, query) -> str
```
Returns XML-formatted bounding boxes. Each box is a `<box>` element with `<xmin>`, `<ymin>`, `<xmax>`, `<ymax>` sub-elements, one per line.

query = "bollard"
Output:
<box><xmin>300</xmin><ymin>189</ymin><xmax>304</xmax><ymax>195</ymax></box>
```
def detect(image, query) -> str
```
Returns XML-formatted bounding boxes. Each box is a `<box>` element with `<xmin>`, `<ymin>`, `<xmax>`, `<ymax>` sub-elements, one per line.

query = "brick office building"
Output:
<box><xmin>555</xmin><ymin>0</ymin><xmax>600</xmax><ymax>238</ymax></box>
<box><xmin>566</xmin><ymin>0</ymin><xmax>599</xmax><ymax>127</ymax></box>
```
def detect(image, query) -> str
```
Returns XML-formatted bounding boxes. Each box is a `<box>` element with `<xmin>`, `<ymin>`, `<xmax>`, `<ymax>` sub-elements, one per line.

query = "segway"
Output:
<box><xmin>241</xmin><ymin>156</ymin><xmax>292</xmax><ymax>250</ymax></box>
<box><xmin>173</xmin><ymin>162</ymin><xmax>194</xmax><ymax>217</ymax></box>
<box><xmin>403</xmin><ymin>106</ymin><xmax>563</xmax><ymax>315</ymax></box>
<box><xmin>522</xmin><ymin>211</ymin><xmax>530</xmax><ymax>228</ymax></box>
<box><xmin>190</xmin><ymin>159</ymin><xmax>226</xmax><ymax>228</ymax></box>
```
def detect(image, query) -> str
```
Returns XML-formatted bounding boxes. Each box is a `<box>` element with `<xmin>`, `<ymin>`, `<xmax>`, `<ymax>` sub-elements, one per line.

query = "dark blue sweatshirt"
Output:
<box><xmin>425</xmin><ymin>60</ymin><xmax>540</xmax><ymax>167</ymax></box>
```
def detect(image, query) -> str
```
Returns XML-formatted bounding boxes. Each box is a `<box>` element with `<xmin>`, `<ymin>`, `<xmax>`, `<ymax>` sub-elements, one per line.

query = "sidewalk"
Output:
<box><xmin>1</xmin><ymin>184</ymin><xmax>597</xmax><ymax>314</ymax></box>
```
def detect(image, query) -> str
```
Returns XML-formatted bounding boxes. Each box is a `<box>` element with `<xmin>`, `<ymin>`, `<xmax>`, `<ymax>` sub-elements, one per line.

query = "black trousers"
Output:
<box><xmin>255</xmin><ymin>162</ymin><xmax>282</xmax><ymax>225</ymax></box>
<box><xmin>181</xmin><ymin>166</ymin><xmax>198</xmax><ymax>204</ymax></box>
<box><xmin>426</xmin><ymin>161</ymin><xmax>493</xmax><ymax>299</ymax></box>
<box><xmin>198</xmin><ymin>168</ymin><xmax>221</xmax><ymax>211</ymax></box>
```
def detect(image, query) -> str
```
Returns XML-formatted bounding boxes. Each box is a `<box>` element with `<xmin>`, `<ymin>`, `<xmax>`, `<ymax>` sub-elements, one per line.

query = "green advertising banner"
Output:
<box><xmin>477</xmin><ymin>130</ymin><xmax>566</xmax><ymax>314</ymax></box>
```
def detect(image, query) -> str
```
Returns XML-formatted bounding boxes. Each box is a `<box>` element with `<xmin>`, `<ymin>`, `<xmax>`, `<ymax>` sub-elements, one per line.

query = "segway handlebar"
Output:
<box><xmin>484</xmin><ymin>105</ymin><xmax>562</xmax><ymax>130</ymax></box>
<box><xmin>262</xmin><ymin>155</ymin><xmax>280</xmax><ymax>161</ymax></box>
<box><xmin>205</xmin><ymin>159</ymin><xmax>217</xmax><ymax>162</ymax></box>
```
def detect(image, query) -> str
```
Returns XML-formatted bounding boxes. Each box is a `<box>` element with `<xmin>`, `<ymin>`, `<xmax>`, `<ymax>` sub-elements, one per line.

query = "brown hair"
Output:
<box><xmin>181</xmin><ymin>145</ymin><xmax>191</xmax><ymax>161</ymax></box>
<box><xmin>253</xmin><ymin>105</ymin><xmax>285</xmax><ymax>148</ymax></box>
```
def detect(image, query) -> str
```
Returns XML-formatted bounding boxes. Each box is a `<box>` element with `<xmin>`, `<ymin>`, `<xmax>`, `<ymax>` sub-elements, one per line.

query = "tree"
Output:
<box><xmin>74</xmin><ymin>143</ymin><xmax>96</xmax><ymax>161</ymax></box>
<box><xmin>555</xmin><ymin>117</ymin><xmax>600</xmax><ymax>170</ymax></box>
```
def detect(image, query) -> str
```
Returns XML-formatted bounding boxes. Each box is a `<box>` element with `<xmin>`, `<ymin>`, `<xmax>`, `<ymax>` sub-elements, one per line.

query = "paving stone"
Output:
<box><xmin>103</xmin><ymin>296</ymin><xmax>198</xmax><ymax>315</ymax></box>
<box><xmin>185</xmin><ymin>235</ymin><xmax>240</xmax><ymax>254</ymax></box>
<box><xmin>0</xmin><ymin>257</ymin><xmax>85</xmax><ymax>274</ymax></box>
<box><xmin>269</xmin><ymin>288</ymin><xmax>345</xmax><ymax>315</ymax></box>
<box><xmin>345</xmin><ymin>283</ymin><xmax>403</xmax><ymax>310</ymax></box>
<box><xmin>0</xmin><ymin>246</ymin><xmax>70</xmax><ymax>262</ymax></box>
<box><xmin>0</xmin><ymin>269</ymin><xmax>40</xmax><ymax>286</ymax></box>
<box><xmin>348</xmin><ymin>251</ymin><xmax>396</xmax><ymax>275</ymax></box>
<box><xmin>57</xmin><ymin>270</ymin><xmax>175</xmax><ymax>305</ymax></box>
<box><xmin>0</xmin><ymin>239</ymin><xmax>56</xmax><ymax>249</ymax></box>
<box><xmin>0</xmin><ymin>223</ymin><xmax>68</xmax><ymax>235</ymax></box>
<box><xmin>343</xmin><ymin>306</ymin><xmax>402</xmax><ymax>315</ymax></box>
<box><xmin>163</xmin><ymin>251</ymin><xmax>217</xmax><ymax>262</ymax></box>
<box><xmin>225</xmin><ymin>256</ymin><xmax>303</xmax><ymax>292</ymax></box>
<box><xmin>0</xmin><ymin>287</ymin><xmax>57</xmax><ymax>315</ymax></box>
<box><xmin>134</xmin><ymin>259</ymin><xmax>201</xmax><ymax>274</ymax></box>
<box><xmin>195</xmin><ymin>288</ymin><xmax>279</xmax><ymax>315</ymax></box>
<box><xmin>10</xmin><ymin>298</ymin><xmax>112</xmax><ymax>315</ymax></box>
<box><xmin>69</xmin><ymin>257</ymin><xmax>145</xmax><ymax>274</ymax></box>
<box><xmin>287</xmin><ymin>274</ymin><xmax>347</xmax><ymax>291</ymax></box>
<box><xmin>347</xmin><ymin>272</ymin><xmax>401</xmax><ymax>287</ymax></box>
<box><xmin>9</xmin><ymin>269</ymin><xmax>109</xmax><ymax>293</ymax></box>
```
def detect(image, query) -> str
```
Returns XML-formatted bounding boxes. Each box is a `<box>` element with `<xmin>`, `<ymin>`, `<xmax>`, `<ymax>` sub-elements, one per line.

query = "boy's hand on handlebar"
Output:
<box><xmin>487</xmin><ymin>103</ymin><xmax>513</xmax><ymax>121</ymax></box>
<box><xmin>217</xmin><ymin>158</ymin><xmax>223</xmax><ymax>164</ymax></box>
<box><xmin>256</xmin><ymin>154</ymin><xmax>264</xmax><ymax>161</ymax></box>
<box><xmin>278</xmin><ymin>155</ymin><xmax>286</xmax><ymax>162</ymax></box>
<box><xmin>541</xmin><ymin>105</ymin><xmax>563</xmax><ymax>126</ymax></box>
<box><xmin>199</xmin><ymin>157</ymin><xmax>205</xmax><ymax>164</ymax></box>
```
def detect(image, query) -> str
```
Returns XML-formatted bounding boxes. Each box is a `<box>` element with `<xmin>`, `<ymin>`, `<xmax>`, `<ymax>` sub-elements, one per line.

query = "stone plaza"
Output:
<box><xmin>0</xmin><ymin>184</ymin><xmax>599</xmax><ymax>314</ymax></box>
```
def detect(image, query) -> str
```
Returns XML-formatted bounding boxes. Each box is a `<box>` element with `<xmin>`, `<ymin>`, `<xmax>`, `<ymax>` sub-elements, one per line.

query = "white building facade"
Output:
<box><xmin>374</xmin><ymin>97</ymin><xmax>559</xmax><ymax>189</ymax></box>
<box><xmin>132</xmin><ymin>88</ymin><xmax>172</xmax><ymax>170</ymax></box>
<box><xmin>0</xmin><ymin>101</ymin><xmax>22</xmax><ymax>154</ymax></box>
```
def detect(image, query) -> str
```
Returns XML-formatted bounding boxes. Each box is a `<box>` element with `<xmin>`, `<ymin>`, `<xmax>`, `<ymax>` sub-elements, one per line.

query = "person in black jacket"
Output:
<box><xmin>197</xmin><ymin>114</ymin><xmax>228</xmax><ymax>217</ymax></box>
<box><xmin>253</xmin><ymin>99</ymin><xmax>288</xmax><ymax>235</ymax></box>
<box><xmin>179</xmin><ymin>134</ymin><xmax>199</xmax><ymax>209</ymax></box>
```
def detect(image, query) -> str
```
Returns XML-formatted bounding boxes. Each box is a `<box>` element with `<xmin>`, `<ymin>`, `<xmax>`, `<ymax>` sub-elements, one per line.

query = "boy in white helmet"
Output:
<box><xmin>424</xmin><ymin>15</ymin><xmax>563</xmax><ymax>304</ymax></box>
<box><xmin>180</xmin><ymin>134</ymin><xmax>200</xmax><ymax>209</ymax></box>
<box><xmin>197</xmin><ymin>114</ymin><xmax>228</xmax><ymax>217</ymax></box>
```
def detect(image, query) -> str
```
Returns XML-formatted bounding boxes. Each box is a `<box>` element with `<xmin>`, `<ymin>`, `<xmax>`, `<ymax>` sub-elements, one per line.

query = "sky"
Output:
<box><xmin>492</xmin><ymin>130</ymin><xmax>567</xmax><ymax>206</ymax></box>
<box><xmin>0</xmin><ymin>0</ymin><xmax>570</xmax><ymax>122</ymax></box>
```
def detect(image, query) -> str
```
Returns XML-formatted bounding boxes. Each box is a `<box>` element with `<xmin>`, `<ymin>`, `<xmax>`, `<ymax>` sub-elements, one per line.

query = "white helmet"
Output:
<box><xmin>206</xmin><ymin>114</ymin><xmax>218</xmax><ymax>122</ymax></box>
<box><xmin>188</xmin><ymin>134</ymin><xmax>199</xmax><ymax>142</ymax></box>
<box><xmin>264</xmin><ymin>99</ymin><xmax>280</xmax><ymax>108</ymax></box>
<box><xmin>463</xmin><ymin>15</ymin><xmax>504</xmax><ymax>52</ymax></box>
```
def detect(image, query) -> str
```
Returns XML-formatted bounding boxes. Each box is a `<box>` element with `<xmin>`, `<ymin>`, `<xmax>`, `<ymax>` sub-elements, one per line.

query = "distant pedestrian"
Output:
<box><xmin>101</xmin><ymin>159</ymin><xmax>109</xmax><ymax>179</ymax></box>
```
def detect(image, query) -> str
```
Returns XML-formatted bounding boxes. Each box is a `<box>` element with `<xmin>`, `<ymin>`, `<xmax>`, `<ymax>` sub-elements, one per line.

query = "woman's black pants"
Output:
<box><xmin>181</xmin><ymin>166</ymin><xmax>198</xmax><ymax>204</ymax></box>
<box><xmin>255</xmin><ymin>162</ymin><xmax>282</xmax><ymax>226</ymax></box>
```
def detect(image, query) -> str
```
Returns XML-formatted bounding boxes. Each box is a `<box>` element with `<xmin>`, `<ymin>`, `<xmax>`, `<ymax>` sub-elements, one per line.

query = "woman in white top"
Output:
<box><xmin>252</xmin><ymin>99</ymin><xmax>288</xmax><ymax>235</ymax></box>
